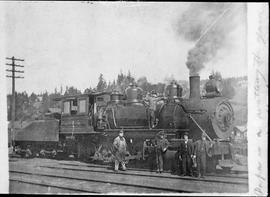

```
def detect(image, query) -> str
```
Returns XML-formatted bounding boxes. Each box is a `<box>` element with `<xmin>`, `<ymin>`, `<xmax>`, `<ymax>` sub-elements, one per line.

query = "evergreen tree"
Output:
<box><xmin>64</xmin><ymin>86</ymin><xmax>81</xmax><ymax>96</ymax></box>
<box><xmin>112</xmin><ymin>80</ymin><xmax>116</xmax><ymax>91</ymax></box>
<box><xmin>127</xmin><ymin>70</ymin><xmax>135</xmax><ymax>84</ymax></box>
<box><xmin>117</xmin><ymin>71</ymin><xmax>124</xmax><ymax>86</ymax></box>
<box><xmin>60</xmin><ymin>85</ymin><xmax>63</xmax><ymax>95</ymax></box>
<box><xmin>84</xmin><ymin>87</ymin><xmax>94</xmax><ymax>94</ymax></box>
<box><xmin>96</xmin><ymin>73</ymin><xmax>107</xmax><ymax>92</ymax></box>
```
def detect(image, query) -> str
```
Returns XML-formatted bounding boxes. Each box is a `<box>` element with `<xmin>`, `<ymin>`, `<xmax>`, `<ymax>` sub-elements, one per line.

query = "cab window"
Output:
<box><xmin>63</xmin><ymin>99</ymin><xmax>78</xmax><ymax>115</ymax></box>
<box><xmin>63</xmin><ymin>101</ymin><xmax>70</xmax><ymax>114</ymax></box>
<box><xmin>97</xmin><ymin>97</ymin><xmax>104</xmax><ymax>102</ymax></box>
<box><xmin>71</xmin><ymin>100</ymin><xmax>78</xmax><ymax>115</ymax></box>
<box><xmin>79</xmin><ymin>99</ymin><xmax>86</xmax><ymax>113</ymax></box>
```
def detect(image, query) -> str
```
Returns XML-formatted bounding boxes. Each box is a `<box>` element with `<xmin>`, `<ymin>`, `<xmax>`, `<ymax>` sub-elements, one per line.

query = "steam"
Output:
<box><xmin>177</xmin><ymin>3</ymin><xmax>246</xmax><ymax>76</ymax></box>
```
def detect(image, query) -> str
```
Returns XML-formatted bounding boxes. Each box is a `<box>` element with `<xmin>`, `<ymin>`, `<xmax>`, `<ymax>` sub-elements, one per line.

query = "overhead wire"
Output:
<box><xmin>195</xmin><ymin>4</ymin><xmax>234</xmax><ymax>45</ymax></box>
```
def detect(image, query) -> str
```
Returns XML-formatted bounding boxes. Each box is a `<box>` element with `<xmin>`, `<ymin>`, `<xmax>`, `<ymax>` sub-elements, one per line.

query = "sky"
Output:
<box><xmin>3</xmin><ymin>2</ymin><xmax>247</xmax><ymax>94</ymax></box>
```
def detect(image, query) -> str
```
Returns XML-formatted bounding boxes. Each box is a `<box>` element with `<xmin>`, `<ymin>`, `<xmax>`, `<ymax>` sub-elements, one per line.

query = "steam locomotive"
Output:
<box><xmin>13</xmin><ymin>75</ymin><xmax>239</xmax><ymax>170</ymax></box>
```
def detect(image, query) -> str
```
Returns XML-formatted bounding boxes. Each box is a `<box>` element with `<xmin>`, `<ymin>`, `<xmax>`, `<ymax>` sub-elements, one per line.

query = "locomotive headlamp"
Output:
<box><xmin>216</xmin><ymin>81</ymin><xmax>224</xmax><ymax>92</ymax></box>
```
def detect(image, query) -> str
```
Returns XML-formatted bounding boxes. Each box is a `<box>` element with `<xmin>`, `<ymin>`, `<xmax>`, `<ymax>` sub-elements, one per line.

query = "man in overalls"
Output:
<box><xmin>113</xmin><ymin>129</ymin><xmax>127</xmax><ymax>172</ymax></box>
<box><xmin>155</xmin><ymin>130</ymin><xmax>169</xmax><ymax>173</ymax></box>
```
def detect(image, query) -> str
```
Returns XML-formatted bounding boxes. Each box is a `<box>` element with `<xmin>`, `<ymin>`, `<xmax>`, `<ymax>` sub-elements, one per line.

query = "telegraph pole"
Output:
<box><xmin>6</xmin><ymin>56</ymin><xmax>24</xmax><ymax>150</ymax></box>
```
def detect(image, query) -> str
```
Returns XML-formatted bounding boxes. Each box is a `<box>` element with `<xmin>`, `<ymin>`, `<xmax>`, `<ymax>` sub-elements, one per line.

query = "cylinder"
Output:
<box><xmin>189</xmin><ymin>75</ymin><xmax>200</xmax><ymax>99</ymax></box>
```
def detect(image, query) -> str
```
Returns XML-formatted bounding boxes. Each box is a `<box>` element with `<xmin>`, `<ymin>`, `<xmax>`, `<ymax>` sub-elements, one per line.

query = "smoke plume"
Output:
<box><xmin>177</xmin><ymin>3</ymin><xmax>246</xmax><ymax>76</ymax></box>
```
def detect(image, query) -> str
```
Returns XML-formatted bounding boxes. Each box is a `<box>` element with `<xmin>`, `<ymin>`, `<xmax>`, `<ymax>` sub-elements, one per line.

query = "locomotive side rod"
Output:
<box><xmin>188</xmin><ymin>113</ymin><xmax>213</xmax><ymax>142</ymax></box>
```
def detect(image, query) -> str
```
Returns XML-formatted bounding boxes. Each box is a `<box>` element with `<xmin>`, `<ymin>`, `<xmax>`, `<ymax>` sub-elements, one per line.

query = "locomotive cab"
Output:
<box><xmin>57</xmin><ymin>94</ymin><xmax>99</xmax><ymax>134</ymax></box>
<box><xmin>54</xmin><ymin>93</ymin><xmax>110</xmax><ymax>159</ymax></box>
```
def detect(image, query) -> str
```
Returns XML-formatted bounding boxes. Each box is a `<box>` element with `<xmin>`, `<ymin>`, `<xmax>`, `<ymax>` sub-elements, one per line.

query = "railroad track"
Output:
<box><xmin>41</xmin><ymin>164</ymin><xmax>248</xmax><ymax>185</ymax></box>
<box><xmin>9</xmin><ymin>169</ymin><xmax>190</xmax><ymax>193</ymax></box>
<box><xmin>9</xmin><ymin>157</ymin><xmax>248</xmax><ymax>179</ymax></box>
<box><xmin>9</xmin><ymin>158</ymin><xmax>249</xmax><ymax>194</ymax></box>
<box><xmin>10</xmin><ymin>177</ymin><xmax>97</xmax><ymax>194</ymax></box>
<box><xmin>57</xmin><ymin>161</ymin><xmax>248</xmax><ymax>180</ymax></box>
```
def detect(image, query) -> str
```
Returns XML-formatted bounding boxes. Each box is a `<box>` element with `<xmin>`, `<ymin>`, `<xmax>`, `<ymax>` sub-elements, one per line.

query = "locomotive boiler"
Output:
<box><xmin>103</xmin><ymin>84</ymin><xmax>149</xmax><ymax>129</ymax></box>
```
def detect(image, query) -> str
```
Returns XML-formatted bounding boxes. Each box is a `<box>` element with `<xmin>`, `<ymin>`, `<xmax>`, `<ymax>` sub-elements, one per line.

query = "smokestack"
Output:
<box><xmin>189</xmin><ymin>75</ymin><xmax>201</xmax><ymax>99</ymax></box>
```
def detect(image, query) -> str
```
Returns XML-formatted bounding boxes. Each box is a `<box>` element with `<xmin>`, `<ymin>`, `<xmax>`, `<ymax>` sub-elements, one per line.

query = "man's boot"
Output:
<box><xmin>122</xmin><ymin>163</ymin><xmax>126</xmax><ymax>171</ymax></box>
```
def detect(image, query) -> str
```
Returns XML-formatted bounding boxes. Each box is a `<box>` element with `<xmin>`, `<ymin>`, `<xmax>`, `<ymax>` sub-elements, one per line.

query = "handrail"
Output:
<box><xmin>188</xmin><ymin>113</ymin><xmax>213</xmax><ymax>142</ymax></box>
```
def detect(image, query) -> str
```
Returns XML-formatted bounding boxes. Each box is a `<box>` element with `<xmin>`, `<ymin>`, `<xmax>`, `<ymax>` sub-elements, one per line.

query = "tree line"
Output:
<box><xmin>6</xmin><ymin>70</ymin><xmax>246</xmax><ymax>121</ymax></box>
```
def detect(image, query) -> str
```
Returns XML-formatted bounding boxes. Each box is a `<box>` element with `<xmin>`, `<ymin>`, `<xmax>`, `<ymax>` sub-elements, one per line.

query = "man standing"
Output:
<box><xmin>180</xmin><ymin>132</ymin><xmax>193</xmax><ymax>176</ymax></box>
<box><xmin>113</xmin><ymin>129</ymin><xmax>127</xmax><ymax>172</ymax></box>
<box><xmin>155</xmin><ymin>130</ymin><xmax>169</xmax><ymax>173</ymax></box>
<box><xmin>145</xmin><ymin>91</ymin><xmax>161</xmax><ymax>128</ymax></box>
<box><xmin>194</xmin><ymin>133</ymin><xmax>213</xmax><ymax>178</ymax></box>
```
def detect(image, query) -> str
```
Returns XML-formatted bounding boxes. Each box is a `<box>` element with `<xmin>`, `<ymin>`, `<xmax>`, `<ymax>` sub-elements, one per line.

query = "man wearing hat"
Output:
<box><xmin>113</xmin><ymin>129</ymin><xmax>128</xmax><ymax>172</ymax></box>
<box><xmin>179</xmin><ymin>132</ymin><xmax>194</xmax><ymax>176</ymax></box>
<box><xmin>155</xmin><ymin>130</ymin><xmax>169</xmax><ymax>173</ymax></box>
<box><xmin>194</xmin><ymin>133</ymin><xmax>213</xmax><ymax>178</ymax></box>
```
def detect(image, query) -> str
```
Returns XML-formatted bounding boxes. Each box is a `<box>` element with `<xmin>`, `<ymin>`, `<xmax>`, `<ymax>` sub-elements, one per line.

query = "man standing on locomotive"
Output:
<box><xmin>194</xmin><ymin>133</ymin><xmax>213</xmax><ymax>178</ymax></box>
<box><xmin>155</xmin><ymin>130</ymin><xmax>169</xmax><ymax>173</ymax></box>
<box><xmin>179</xmin><ymin>132</ymin><xmax>193</xmax><ymax>176</ymax></box>
<box><xmin>113</xmin><ymin>129</ymin><xmax>127</xmax><ymax>172</ymax></box>
<box><xmin>145</xmin><ymin>91</ymin><xmax>161</xmax><ymax>128</ymax></box>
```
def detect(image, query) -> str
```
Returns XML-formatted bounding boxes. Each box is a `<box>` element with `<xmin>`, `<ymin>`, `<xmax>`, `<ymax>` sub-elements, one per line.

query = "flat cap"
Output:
<box><xmin>183</xmin><ymin>131</ymin><xmax>189</xmax><ymax>136</ymax></box>
<box><xmin>202</xmin><ymin>133</ymin><xmax>207</xmax><ymax>137</ymax></box>
<box><xmin>157</xmin><ymin>130</ymin><xmax>165</xmax><ymax>136</ymax></box>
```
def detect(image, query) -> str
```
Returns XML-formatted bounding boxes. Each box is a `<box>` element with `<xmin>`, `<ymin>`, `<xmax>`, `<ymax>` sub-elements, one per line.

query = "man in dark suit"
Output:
<box><xmin>194</xmin><ymin>133</ymin><xmax>213</xmax><ymax>178</ymax></box>
<box><xmin>179</xmin><ymin>132</ymin><xmax>193</xmax><ymax>176</ymax></box>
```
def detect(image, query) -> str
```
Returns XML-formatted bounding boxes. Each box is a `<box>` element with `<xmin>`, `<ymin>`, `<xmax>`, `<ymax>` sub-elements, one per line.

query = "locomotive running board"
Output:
<box><xmin>60</xmin><ymin>131</ymin><xmax>102</xmax><ymax>135</ymax></box>
<box><xmin>103</xmin><ymin>128</ymin><xmax>189</xmax><ymax>132</ymax></box>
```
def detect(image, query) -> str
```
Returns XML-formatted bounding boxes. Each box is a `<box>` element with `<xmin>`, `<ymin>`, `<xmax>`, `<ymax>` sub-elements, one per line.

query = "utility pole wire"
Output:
<box><xmin>6</xmin><ymin>56</ymin><xmax>25</xmax><ymax>151</ymax></box>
